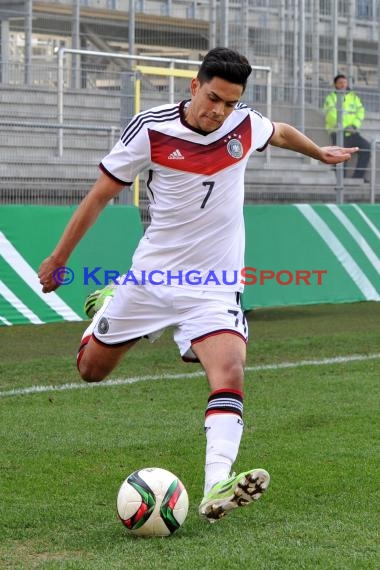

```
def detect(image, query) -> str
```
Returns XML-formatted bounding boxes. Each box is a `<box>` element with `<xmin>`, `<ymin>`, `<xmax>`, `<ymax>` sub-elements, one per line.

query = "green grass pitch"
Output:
<box><xmin>0</xmin><ymin>302</ymin><xmax>379</xmax><ymax>569</ymax></box>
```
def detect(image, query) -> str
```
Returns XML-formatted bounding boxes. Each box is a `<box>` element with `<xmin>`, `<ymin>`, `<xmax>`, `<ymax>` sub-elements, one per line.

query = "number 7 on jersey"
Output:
<box><xmin>200</xmin><ymin>181</ymin><xmax>215</xmax><ymax>209</ymax></box>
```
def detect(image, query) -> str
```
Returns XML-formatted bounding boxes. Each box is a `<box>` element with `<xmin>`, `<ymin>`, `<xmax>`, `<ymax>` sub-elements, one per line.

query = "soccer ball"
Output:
<box><xmin>117</xmin><ymin>467</ymin><xmax>189</xmax><ymax>537</ymax></box>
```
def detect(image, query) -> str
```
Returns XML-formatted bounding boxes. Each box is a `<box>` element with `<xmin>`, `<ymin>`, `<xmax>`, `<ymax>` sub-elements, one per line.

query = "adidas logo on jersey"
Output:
<box><xmin>168</xmin><ymin>149</ymin><xmax>184</xmax><ymax>159</ymax></box>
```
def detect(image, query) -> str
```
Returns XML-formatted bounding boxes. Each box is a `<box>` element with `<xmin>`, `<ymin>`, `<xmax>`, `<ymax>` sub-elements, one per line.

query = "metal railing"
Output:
<box><xmin>56</xmin><ymin>48</ymin><xmax>272</xmax><ymax>160</ymax></box>
<box><xmin>370</xmin><ymin>139</ymin><xmax>380</xmax><ymax>204</ymax></box>
<box><xmin>57</xmin><ymin>48</ymin><xmax>200</xmax><ymax>157</ymax></box>
<box><xmin>1</xmin><ymin>120</ymin><xmax>118</xmax><ymax>156</ymax></box>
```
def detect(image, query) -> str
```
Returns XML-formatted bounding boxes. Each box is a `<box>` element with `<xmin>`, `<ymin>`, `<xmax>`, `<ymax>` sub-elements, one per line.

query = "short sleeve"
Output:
<box><xmin>250</xmin><ymin>110</ymin><xmax>275</xmax><ymax>152</ymax></box>
<box><xmin>100</xmin><ymin>124</ymin><xmax>151</xmax><ymax>184</ymax></box>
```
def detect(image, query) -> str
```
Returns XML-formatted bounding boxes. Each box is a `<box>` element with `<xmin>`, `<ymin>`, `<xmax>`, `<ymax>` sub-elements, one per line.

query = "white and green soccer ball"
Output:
<box><xmin>117</xmin><ymin>467</ymin><xmax>189</xmax><ymax>537</ymax></box>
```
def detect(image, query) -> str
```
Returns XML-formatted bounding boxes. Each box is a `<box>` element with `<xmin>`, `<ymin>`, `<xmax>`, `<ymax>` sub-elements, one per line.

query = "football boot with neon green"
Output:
<box><xmin>199</xmin><ymin>468</ymin><xmax>270</xmax><ymax>522</ymax></box>
<box><xmin>83</xmin><ymin>284</ymin><xmax>116</xmax><ymax>319</ymax></box>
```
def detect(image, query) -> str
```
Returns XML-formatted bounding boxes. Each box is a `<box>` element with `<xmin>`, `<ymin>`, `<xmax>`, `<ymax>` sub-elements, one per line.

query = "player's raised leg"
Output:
<box><xmin>77</xmin><ymin>294</ymin><xmax>139</xmax><ymax>382</ymax></box>
<box><xmin>78</xmin><ymin>335</ymin><xmax>139</xmax><ymax>383</ymax></box>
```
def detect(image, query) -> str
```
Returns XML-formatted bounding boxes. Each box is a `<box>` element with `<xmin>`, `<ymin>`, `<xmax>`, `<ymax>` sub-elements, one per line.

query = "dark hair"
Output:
<box><xmin>197</xmin><ymin>47</ymin><xmax>252</xmax><ymax>92</ymax></box>
<box><xmin>334</xmin><ymin>74</ymin><xmax>347</xmax><ymax>84</ymax></box>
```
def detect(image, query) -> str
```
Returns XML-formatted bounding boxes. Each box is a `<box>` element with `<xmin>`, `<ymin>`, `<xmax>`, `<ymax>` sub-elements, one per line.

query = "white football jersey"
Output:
<box><xmin>100</xmin><ymin>101</ymin><xmax>274</xmax><ymax>291</ymax></box>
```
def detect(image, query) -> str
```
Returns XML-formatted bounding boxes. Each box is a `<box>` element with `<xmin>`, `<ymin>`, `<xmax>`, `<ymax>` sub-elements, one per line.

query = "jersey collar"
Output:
<box><xmin>179</xmin><ymin>100</ymin><xmax>219</xmax><ymax>136</ymax></box>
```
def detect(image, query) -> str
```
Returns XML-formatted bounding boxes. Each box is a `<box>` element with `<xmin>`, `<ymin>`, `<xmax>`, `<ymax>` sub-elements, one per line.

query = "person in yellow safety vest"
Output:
<box><xmin>323</xmin><ymin>74</ymin><xmax>370</xmax><ymax>180</ymax></box>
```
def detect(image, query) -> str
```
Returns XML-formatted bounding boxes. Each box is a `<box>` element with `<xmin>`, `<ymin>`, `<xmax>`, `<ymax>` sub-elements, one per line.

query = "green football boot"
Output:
<box><xmin>83</xmin><ymin>284</ymin><xmax>116</xmax><ymax>319</ymax></box>
<box><xmin>199</xmin><ymin>468</ymin><xmax>270</xmax><ymax>523</ymax></box>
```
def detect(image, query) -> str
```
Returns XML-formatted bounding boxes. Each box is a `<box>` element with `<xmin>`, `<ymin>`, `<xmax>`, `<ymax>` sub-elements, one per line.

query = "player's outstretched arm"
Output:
<box><xmin>38</xmin><ymin>172</ymin><xmax>125</xmax><ymax>293</ymax></box>
<box><xmin>270</xmin><ymin>122</ymin><xmax>358</xmax><ymax>164</ymax></box>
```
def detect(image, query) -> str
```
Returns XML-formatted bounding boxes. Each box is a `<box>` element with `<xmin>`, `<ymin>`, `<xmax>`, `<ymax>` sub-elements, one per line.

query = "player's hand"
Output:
<box><xmin>38</xmin><ymin>255</ymin><xmax>65</xmax><ymax>293</ymax></box>
<box><xmin>318</xmin><ymin>145</ymin><xmax>359</xmax><ymax>165</ymax></box>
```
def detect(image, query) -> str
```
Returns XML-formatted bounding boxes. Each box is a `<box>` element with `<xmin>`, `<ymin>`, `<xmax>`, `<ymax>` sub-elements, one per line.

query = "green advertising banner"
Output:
<box><xmin>0</xmin><ymin>205</ymin><xmax>143</xmax><ymax>325</ymax></box>
<box><xmin>243</xmin><ymin>204</ymin><xmax>380</xmax><ymax>309</ymax></box>
<box><xmin>0</xmin><ymin>204</ymin><xmax>379</xmax><ymax>326</ymax></box>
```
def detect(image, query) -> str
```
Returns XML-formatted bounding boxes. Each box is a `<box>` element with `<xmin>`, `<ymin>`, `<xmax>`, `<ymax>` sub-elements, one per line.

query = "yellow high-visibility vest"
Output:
<box><xmin>323</xmin><ymin>90</ymin><xmax>365</xmax><ymax>133</ymax></box>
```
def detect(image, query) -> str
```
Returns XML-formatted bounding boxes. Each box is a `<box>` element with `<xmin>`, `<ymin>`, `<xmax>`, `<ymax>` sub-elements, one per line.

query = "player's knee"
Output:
<box><xmin>78</xmin><ymin>360</ymin><xmax>107</xmax><ymax>383</ymax></box>
<box><xmin>221</xmin><ymin>360</ymin><xmax>245</xmax><ymax>385</ymax></box>
<box><xmin>77</xmin><ymin>335</ymin><xmax>110</xmax><ymax>382</ymax></box>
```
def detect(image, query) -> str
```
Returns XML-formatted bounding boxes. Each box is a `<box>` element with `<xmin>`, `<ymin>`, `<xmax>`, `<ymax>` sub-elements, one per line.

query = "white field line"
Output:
<box><xmin>1</xmin><ymin>352</ymin><xmax>380</xmax><ymax>398</ymax></box>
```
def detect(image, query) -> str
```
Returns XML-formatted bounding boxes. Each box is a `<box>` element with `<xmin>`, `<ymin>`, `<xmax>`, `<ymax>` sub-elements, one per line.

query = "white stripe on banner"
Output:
<box><xmin>327</xmin><ymin>204</ymin><xmax>380</xmax><ymax>275</ymax></box>
<box><xmin>0</xmin><ymin>314</ymin><xmax>13</xmax><ymax>326</ymax></box>
<box><xmin>1</xmin><ymin>352</ymin><xmax>380</xmax><ymax>398</ymax></box>
<box><xmin>0</xmin><ymin>232</ymin><xmax>81</xmax><ymax>322</ymax></box>
<box><xmin>0</xmin><ymin>280</ymin><xmax>43</xmax><ymax>324</ymax></box>
<box><xmin>296</xmin><ymin>205</ymin><xmax>380</xmax><ymax>301</ymax></box>
<box><xmin>352</xmin><ymin>205</ymin><xmax>380</xmax><ymax>241</ymax></box>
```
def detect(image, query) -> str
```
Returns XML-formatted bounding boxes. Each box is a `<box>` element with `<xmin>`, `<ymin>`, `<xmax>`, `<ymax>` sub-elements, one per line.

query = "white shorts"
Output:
<box><xmin>92</xmin><ymin>280</ymin><xmax>248</xmax><ymax>357</ymax></box>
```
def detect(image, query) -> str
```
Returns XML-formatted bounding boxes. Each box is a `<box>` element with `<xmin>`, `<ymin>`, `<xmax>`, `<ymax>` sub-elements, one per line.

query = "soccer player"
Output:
<box><xmin>39</xmin><ymin>48</ymin><xmax>357</xmax><ymax>523</ymax></box>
